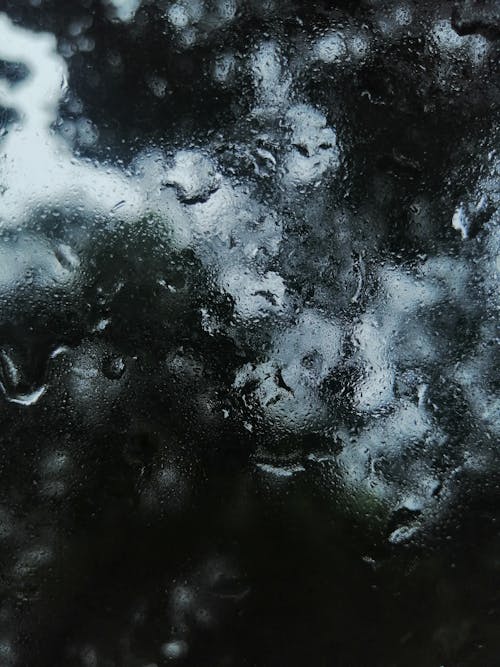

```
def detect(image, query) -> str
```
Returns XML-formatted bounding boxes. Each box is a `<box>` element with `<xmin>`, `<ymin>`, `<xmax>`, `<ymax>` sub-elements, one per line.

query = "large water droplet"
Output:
<box><xmin>163</xmin><ymin>150</ymin><xmax>220</xmax><ymax>204</ymax></box>
<box><xmin>102</xmin><ymin>355</ymin><xmax>126</xmax><ymax>380</ymax></box>
<box><xmin>0</xmin><ymin>347</ymin><xmax>47</xmax><ymax>406</ymax></box>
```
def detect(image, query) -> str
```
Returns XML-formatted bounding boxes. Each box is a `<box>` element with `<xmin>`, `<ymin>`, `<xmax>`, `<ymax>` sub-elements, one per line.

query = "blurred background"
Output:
<box><xmin>0</xmin><ymin>1</ymin><xmax>498</xmax><ymax>665</ymax></box>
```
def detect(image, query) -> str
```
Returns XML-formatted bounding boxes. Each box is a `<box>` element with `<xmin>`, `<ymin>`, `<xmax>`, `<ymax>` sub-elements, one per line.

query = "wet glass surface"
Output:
<box><xmin>0</xmin><ymin>1</ymin><xmax>498</xmax><ymax>665</ymax></box>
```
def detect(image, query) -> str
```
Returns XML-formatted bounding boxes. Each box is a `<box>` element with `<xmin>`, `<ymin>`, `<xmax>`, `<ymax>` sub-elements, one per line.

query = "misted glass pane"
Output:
<box><xmin>0</xmin><ymin>1</ymin><xmax>498</xmax><ymax>665</ymax></box>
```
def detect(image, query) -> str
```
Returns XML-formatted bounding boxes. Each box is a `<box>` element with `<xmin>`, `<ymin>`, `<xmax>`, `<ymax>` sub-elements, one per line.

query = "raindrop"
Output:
<box><xmin>0</xmin><ymin>348</ymin><xmax>47</xmax><ymax>406</ymax></box>
<box><xmin>102</xmin><ymin>355</ymin><xmax>126</xmax><ymax>380</ymax></box>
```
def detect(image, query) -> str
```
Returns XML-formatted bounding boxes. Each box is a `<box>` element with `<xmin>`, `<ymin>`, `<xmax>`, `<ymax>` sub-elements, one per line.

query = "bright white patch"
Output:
<box><xmin>255</xmin><ymin>462</ymin><xmax>305</xmax><ymax>477</ymax></box>
<box><xmin>314</xmin><ymin>33</ymin><xmax>347</xmax><ymax>63</ymax></box>
<box><xmin>106</xmin><ymin>0</ymin><xmax>142</xmax><ymax>22</ymax></box>
<box><xmin>431</xmin><ymin>19</ymin><xmax>464</xmax><ymax>51</ymax></box>
<box><xmin>0</xmin><ymin>14</ymin><xmax>144</xmax><ymax>230</ymax></box>
<box><xmin>235</xmin><ymin>310</ymin><xmax>344</xmax><ymax>429</ymax></box>
<box><xmin>452</xmin><ymin>205</ymin><xmax>470</xmax><ymax>239</ymax></box>
<box><xmin>0</xmin><ymin>384</ymin><xmax>46</xmax><ymax>406</ymax></box>
<box><xmin>167</xmin><ymin>3</ymin><xmax>190</xmax><ymax>29</ymax></box>
<box><xmin>251</xmin><ymin>41</ymin><xmax>291</xmax><ymax>110</ymax></box>
<box><xmin>164</xmin><ymin>150</ymin><xmax>220</xmax><ymax>203</ymax></box>
<box><xmin>282</xmin><ymin>104</ymin><xmax>339</xmax><ymax>186</ymax></box>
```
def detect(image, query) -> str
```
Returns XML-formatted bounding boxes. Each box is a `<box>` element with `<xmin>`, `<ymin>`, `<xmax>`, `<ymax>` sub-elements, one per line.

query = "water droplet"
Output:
<box><xmin>54</xmin><ymin>243</ymin><xmax>79</xmax><ymax>271</ymax></box>
<box><xmin>102</xmin><ymin>356</ymin><xmax>126</xmax><ymax>380</ymax></box>
<box><xmin>1</xmin><ymin>384</ymin><xmax>46</xmax><ymax>406</ymax></box>
<box><xmin>0</xmin><ymin>348</ymin><xmax>47</xmax><ymax>406</ymax></box>
<box><xmin>163</xmin><ymin>150</ymin><xmax>220</xmax><ymax>204</ymax></box>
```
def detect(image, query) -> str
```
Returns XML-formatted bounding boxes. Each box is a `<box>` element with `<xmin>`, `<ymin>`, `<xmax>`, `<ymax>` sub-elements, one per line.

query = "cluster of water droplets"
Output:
<box><xmin>0</xmin><ymin>0</ymin><xmax>498</xmax><ymax>538</ymax></box>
